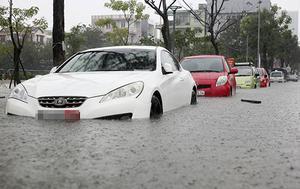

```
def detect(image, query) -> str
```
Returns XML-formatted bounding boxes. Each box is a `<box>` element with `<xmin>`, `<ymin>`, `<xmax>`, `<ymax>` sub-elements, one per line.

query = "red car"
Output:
<box><xmin>257</xmin><ymin>67</ymin><xmax>270</xmax><ymax>87</ymax></box>
<box><xmin>181</xmin><ymin>55</ymin><xmax>238</xmax><ymax>97</ymax></box>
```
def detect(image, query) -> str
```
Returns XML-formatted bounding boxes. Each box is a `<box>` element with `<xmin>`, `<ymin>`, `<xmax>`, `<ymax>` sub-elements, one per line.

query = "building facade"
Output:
<box><xmin>206</xmin><ymin>0</ymin><xmax>271</xmax><ymax>32</ymax></box>
<box><xmin>91</xmin><ymin>15</ymin><xmax>154</xmax><ymax>44</ymax></box>
<box><xmin>0</xmin><ymin>29</ymin><xmax>51</xmax><ymax>45</ymax></box>
<box><xmin>206</xmin><ymin>0</ymin><xmax>271</xmax><ymax>14</ymax></box>
<box><xmin>169</xmin><ymin>7</ymin><xmax>206</xmax><ymax>37</ymax></box>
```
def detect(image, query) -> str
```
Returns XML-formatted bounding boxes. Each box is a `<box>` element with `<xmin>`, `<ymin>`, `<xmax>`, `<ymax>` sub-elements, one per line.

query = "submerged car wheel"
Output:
<box><xmin>150</xmin><ymin>95</ymin><xmax>163</xmax><ymax>119</ymax></box>
<box><xmin>191</xmin><ymin>90</ymin><xmax>197</xmax><ymax>105</ymax></box>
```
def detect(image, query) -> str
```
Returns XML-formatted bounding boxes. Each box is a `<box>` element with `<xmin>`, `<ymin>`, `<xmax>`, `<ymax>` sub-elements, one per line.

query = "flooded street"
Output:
<box><xmin>0</xmin><ymin>82</ymin><xmax>299</xmax><ymax>189</ymax></box>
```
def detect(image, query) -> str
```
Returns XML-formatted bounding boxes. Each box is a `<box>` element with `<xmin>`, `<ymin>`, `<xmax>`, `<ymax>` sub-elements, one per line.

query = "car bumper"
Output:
<box><xmin>236</xmin><ymin>82</ymin><xmax>255</xmax><ymax>89</ymax></box>
<box><xmin>260</xmin><ymin>81</ymin><xmax>268</xmax><ymax>87</ymax></box>
<box><xmin>270</xmin><ymin>79</ymin><xmax>285</xmax><ymax>82</ymax></box>
<box><xmin>197</xmin><ymin>84</ymin><xmax>231</xmax><ymax>97</ymax></box>
<box><xmin>6</xmin><ymin>96</ymin><xmax>151</xmax><ymax>119</ymax></box>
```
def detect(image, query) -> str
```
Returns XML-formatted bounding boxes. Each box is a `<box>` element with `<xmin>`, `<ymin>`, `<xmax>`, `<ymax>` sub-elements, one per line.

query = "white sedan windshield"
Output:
<box><xmin>58</xmin><ymin>49</ymin><xmax>156</xmax><ymax>72</ymax></box>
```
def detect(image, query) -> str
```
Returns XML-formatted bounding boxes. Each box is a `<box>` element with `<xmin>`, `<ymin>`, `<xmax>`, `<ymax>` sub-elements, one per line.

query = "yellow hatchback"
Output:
<box><xmin>235</xmin><ymin>63</ymin><xmax>260</xmax><ymax>89</ymax></box>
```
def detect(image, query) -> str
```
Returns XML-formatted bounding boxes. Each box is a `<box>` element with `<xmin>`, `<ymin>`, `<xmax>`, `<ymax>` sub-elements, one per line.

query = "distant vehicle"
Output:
<box><xmin>270</xmin><ymin>70</ymin><xmax>286</xmax><ymax>83</ymax></box>
<box><xmin>235</xmin><ymin>62</ymin><xmax>259</xmax><ymax>89</ymax></box>
<box><xmin>271</xmin><ymin>68</ymin><xmax>288</xmax><ymax>81</ymax></box>
<box><xmin>257</xmin><ymin>67</ymin><xmax>270</xmax><ymax>87</ymax></box>
<box><xmin>6</xmin><ymin>46</ymin><xmax>197</xmax><ymax>120</ymax></box>
<box><xmin>287</xmin><ymin>73</ymin><xmax>298</xmax><ymax>82</ymax></box>
<box><xmin>181</xmin><ymin>55</ymin><xmax>238</xmax><ymax>97</ymax></box>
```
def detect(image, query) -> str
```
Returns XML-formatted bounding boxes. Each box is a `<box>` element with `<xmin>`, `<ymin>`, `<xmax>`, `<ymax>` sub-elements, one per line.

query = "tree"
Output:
<box><xmin>0</xmin><ymin>42</ymin><xmax>13</xmax><ymax>70</ymax></box>
<box><xmin>277</xmin><ymin>29</ymin><xmax>299</xmax><ymax>69</ymax></box>
<box><xmin>96</xmin><ymin>18</ymin><xmax>129</xmax><ymax>45</ymax></box>
<box><xmin>103</xmin><ymin>0</ymin><xmax>148</xmax><ymax>45</ymax></box>
<box><xmin>65</xmin><ymin>24</ymin><xmax>86</xmax><ymax>55</ymax></box>
<box><xmin>174</xmin><ymin>29</ymin><xmax>213</xmax><ymax>59</ymax></box>
<box><xmin>219</xmin><ymin>21</ymin><xmax>246</xmax><ymax>61</ymax></box>
<box><xmin>240</xmin><ymin>5</ymin><xmax>293</xmax><ymax>69</ymax></box>
<box><xmin>140</xmin><ymin>35</ymin><xmax>162</xmax><ymax>46</ymax></box>
<box><xmin>83</xmin><ymin>26</ymin><xmax>108</xmax><ymax>49</ymax></box>
<box><xmin>21</xmin><ymin>41</ymin><xmax>53</xmax><ymax>70</ymax></box>
<box><xmin>53</xmin><ymin>0</ymin><xmax>65</xmax><ymax>66</ymax></box>
<box><xmin>144</xmin><ymin>0</ymin><xmax>177</xmax><ymax>51</ymax></box>
<box><xmin>0</xmin><ymin>0</ymin><xmax>47</xmax><ymax>85</ymax></box>
<box><xmin>65</xmin><ymin>24</ymin><xmax>108</xmax><ymax>56</ymax></box>
<box><xmin>183</xmin><ymin>0</ymin><xmax>243</xmax><ymax>55</ymax></box>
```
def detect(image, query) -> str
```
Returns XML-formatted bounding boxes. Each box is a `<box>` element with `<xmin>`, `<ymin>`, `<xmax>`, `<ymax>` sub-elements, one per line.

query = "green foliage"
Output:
<box><xmin>65</xmin><ymin>24</ymin><xmax>87</xmax><ymax>55</ymax></box>
<box><xmin>96</xmin><ymin>18</ymin><xmax>116</xmax><ymax>28</ymax></box>
<box><xmin>0</xmin><ymin>42</ymin><xmax>13</xmax><ymax>69</ymax></box>
<box><xmin>95</xmin><ymin>18</ymin><xmax>129</xmax><ymax>45</ymax></box>
<box><xmin>21</xmin><ymin>41</ymin><xmax>53</xmax><ymax>70</ymax></box>
<box><xmin>173</xmin><ymin>28</ymin><xmax>214</xmax><ymax>59</ymax></box>
<box><xmin>139</xmin><ymin>35</ymin><xmax>162</xmax><ymax>46</ymax></box>
<box><xmin>219</xmin><ymin>21</ymin><xmax>247</xmax><ymax>62</ymax></box>
<box><xmin>105</xmin><ymin>0</ymin><xmax>148</xmax><ymax>21</ymax></box>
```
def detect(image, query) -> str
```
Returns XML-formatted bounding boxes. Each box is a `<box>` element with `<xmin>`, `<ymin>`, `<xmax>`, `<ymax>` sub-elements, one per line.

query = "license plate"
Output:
<box><xmin>37</xmin><ymin>110</ymin><xmax>80</xmax><ymax>120</ymax></box>
<box><xmin>197</xmin><ymin>90</ymin><xmax>205</xmax><ymax>96</ymax></box>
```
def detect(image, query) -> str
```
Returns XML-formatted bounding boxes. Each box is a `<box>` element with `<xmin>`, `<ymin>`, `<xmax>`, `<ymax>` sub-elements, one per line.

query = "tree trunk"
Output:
<box><xmin>13</xmin><ymin>47</ymin><xmax>21</xmax><ymax>85</ymax></box>
<box><xmin>162</xmin><ymin>16</ymin><xmax>171</xmax><ymax>51</ymax></box>
<box><xmin>53</xmin><ymin>0</ymin><xmax>65</xmax><ymax>66</ymax></box>
<box><xmin>125</xmin><ymin>21</ymin><xmax>130</xmax><ymax>45</ymax></box>
<box><xmin>210</xmin><ymin>35</ymin><xmax>219</xmax><ymax>55</ymax></box>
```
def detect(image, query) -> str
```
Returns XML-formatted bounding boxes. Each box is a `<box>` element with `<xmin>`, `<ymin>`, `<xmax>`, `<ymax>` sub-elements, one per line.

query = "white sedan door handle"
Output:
<box><xmin>179</xmin><ymin>77</ymin><xmax>184</xmax><ymax>81</ymax></box>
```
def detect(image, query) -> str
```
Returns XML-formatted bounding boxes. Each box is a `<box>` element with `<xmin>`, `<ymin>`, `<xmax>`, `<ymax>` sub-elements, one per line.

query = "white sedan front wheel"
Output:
<box><xmin>150</xmin><ymin>95</ymin><xmax>163</xmax><ymax>119</ymax></box>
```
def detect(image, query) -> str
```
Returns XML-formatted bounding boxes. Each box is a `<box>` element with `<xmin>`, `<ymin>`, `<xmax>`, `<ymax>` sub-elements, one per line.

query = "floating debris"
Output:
<box><xmin>241</xmin><ymin>99</ymin><xmax>262</xmax><ymax>104</ymax></box>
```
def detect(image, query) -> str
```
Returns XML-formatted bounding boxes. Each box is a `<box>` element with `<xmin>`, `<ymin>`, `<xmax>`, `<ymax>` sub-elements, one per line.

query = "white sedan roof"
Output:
<box><xmin>82</xmin><ymin>46</ymin><xmax>160</xmax><ymax>53</ymax></box>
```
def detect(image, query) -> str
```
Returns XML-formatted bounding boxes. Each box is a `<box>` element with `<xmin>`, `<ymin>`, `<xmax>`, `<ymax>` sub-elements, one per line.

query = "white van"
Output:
<box><xmin>270</xmin><ymin>70</ymin><xmax>285</xmax><ymax>83</ymax></box>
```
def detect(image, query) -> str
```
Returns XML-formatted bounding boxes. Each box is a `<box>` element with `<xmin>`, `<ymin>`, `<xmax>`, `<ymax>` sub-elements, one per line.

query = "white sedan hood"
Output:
<box><xmin>22</xmin><ymin>72</ymin><xmax>152</xmax><ymax>98</ymax></box>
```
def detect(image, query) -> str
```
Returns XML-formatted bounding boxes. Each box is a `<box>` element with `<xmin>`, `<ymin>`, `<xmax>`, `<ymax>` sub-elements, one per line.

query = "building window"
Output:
<box><xmin>176</xmin><ymin>12</ymin><xmax>190</xmax><ymax>26</ymax></box>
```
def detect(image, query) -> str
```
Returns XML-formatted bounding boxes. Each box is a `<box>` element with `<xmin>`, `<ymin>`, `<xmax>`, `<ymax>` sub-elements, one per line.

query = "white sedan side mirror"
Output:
<box><xmin>50</xmin><ymin>66</ymin><xmax>58</xmax><ymax>73</ymax></box>
<box><xmin>163</xmin><ymin>63</ymin><xmax>173</xmax><ymax>74</ymax></box>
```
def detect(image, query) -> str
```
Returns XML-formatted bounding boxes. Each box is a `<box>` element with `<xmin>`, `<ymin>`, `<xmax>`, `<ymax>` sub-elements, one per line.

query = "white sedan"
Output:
<box><xmin>6</xmin><ymin>46</ymin><xmax>197</xmax><ymax>120</ymax></box>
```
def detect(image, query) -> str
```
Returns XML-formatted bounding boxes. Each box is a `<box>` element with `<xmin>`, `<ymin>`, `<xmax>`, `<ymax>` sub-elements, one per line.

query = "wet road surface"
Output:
<box><xmin>0</xmin><ymin>82</ymin><xmax>299</xmax><ymax>189</ymax></box>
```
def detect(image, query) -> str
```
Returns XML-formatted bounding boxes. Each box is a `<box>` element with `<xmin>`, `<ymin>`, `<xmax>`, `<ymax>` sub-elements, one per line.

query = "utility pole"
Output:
<box><xmin>257</xmin><ymin>0</ymin><xmax>262</xmax><ymax>68</ymax></box>
<box><xmin>170</xmin><ymin>5</ymin><xmax>181</xmax><ymax>54</ymax></box>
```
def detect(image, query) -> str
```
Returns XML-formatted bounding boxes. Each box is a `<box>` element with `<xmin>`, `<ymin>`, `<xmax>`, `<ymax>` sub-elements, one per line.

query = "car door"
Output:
<box><xmin>160</xmin><ymin>51</ymin><xmax>189</xmax><ymax>111</ymax></box>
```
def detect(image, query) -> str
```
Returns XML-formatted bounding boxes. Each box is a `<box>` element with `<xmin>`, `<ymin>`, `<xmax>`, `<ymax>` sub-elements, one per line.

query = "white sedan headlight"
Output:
<box><xmin>216</xmin><ymin>76</ymin><xmax>228</xmax><ymax>87</ymax></box>
<box><xmin>100</xmin><ymin>81</ymin><xmax>144</xmax><ymax>103</ymax></box>
<box><xmin>9</xmin><ymin>84</ymin><xmax>28</xmax><ymax>103</ymax></box>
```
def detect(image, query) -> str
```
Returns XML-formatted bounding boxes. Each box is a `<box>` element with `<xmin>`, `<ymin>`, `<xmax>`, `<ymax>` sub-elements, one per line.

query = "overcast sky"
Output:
<box><xmin>1</xmin><ymin>0</ymin><xmax>299</xmax><ymax>35</ymax></box>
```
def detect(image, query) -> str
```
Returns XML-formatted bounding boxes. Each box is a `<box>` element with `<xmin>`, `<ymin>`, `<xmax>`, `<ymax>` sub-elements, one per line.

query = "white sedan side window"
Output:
<box><xmin>161</xmin><ymin>51</ymin><xmax>180</xmax><ymax>72</ymax></box>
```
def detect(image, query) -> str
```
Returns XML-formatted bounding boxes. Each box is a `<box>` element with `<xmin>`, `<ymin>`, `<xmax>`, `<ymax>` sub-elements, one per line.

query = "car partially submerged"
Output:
<box><xmin>270</xmin><ymin>70</ymin><xmax>286</xmax><ymax>83</ymax></box>
<box><xmin>235</xmin><ymin>62</ymin><xmax>259</xmax><ymax>89</ymax></box>
<box><xmin>287</xmin><ymin>73</ymin><xmax>298</xmax><ymax>82</ymax></box>
<box><xmin>181</xmin><ymin>55</ymin><xmax>238</xmax><ymax>97</ymax></box>
<box><xmin>6</xmin><ymin>46</ymin><xmax>197</xmax><ymax>120</ymax></box>
<box><xmin>257</xmin><ymin>67</ymin><xmax>270</xmax><ymax>87</ymax></box>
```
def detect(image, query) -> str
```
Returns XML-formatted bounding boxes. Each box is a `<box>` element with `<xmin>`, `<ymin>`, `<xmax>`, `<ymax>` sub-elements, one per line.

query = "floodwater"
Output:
<box><xmin>0</xmin><ymin>82</ymin><xmax>299</xmax><ymax>189</ymax></box>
